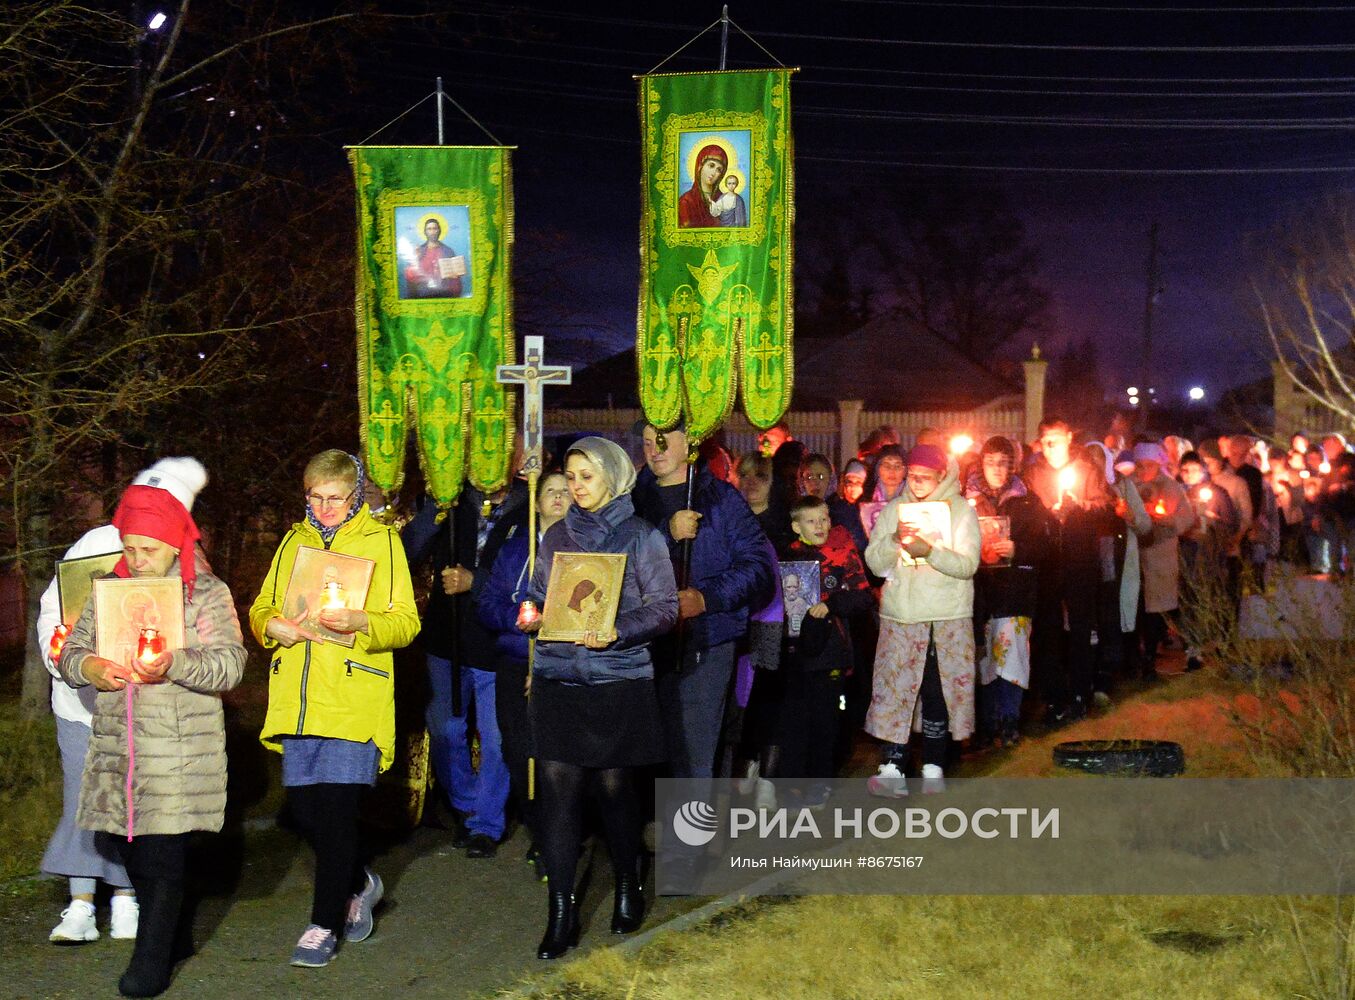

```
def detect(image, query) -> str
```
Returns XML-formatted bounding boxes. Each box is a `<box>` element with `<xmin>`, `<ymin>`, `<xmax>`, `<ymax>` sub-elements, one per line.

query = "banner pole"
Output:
<box><xmin>435</xmin><ymin>76</ymin><xmax>445</xmax><ymax>145</ymax></box>
<box><xmin>719</xmin><ymin>6</ymin><xmax>729</xmax><ymax>69</ymax></box>
<box><xmin>526</xmin><ymin>468</ymin><xmax>538</xmax><ymax>803</ymax></box>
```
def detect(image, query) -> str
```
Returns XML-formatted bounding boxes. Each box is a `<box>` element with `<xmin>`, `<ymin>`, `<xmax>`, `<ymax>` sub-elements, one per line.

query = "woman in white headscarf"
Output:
<box><xmin>519</xmin><ymin>436</ymin><xmax>678</xmax><ymax>959</ymax></box>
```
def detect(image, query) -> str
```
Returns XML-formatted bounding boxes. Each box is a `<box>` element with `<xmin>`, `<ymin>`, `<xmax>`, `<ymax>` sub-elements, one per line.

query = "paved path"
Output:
<box><xmin>2</xmin><ymin>822</ymin><xmax>688</xmax><ymax>1000</ymax></box>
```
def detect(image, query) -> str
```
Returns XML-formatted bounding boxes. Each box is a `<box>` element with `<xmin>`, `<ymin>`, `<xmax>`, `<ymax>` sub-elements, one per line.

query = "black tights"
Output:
<box><xmin>883</xmin><ymin>629</ymin><xmax>949</xmax><ymax>769</ymax></box>
<box><xmin>917</xmin><ymin>633</ymin><xmax>949</xmax><ymax>767</ymax></box>
<box><xmin>287</xmin><ymin>783</ymin><xmax>367</xmax><ymax>934</ymax></box>
<box><xmin>537</xmin><ymin>761</ymin><xmax>640</xmax><ymax>892</ymax></box>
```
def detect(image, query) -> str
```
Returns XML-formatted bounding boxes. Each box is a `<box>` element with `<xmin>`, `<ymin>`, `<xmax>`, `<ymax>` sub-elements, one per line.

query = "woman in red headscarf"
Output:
<box><xmin>678</xmin><ymin>143</ymin><xmax>727</xmax><ymax>228</ymax></box>
<box><xmin>58</xmin><ymin>483</ymin><xmax>246</xmax><ymax>998</ymax></box>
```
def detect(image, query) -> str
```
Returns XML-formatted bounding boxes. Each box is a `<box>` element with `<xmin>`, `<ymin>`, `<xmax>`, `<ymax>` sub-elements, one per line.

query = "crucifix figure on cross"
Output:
<box><xmin>496</xmin><ymin>336</ymin><xmax>573</xmax><ymax>478</ymax></box>
<box><xmin>496</xmin><ymin>336</ymin><xmax>572</xmax><ymax>803</ymax></box>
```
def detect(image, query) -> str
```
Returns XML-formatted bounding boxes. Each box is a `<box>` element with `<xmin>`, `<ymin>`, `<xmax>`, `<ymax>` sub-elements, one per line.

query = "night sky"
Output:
<box><xmin>354</xmin><ymin>1</ymin><xmax>1355</xmax><ymax>407</ymax></box>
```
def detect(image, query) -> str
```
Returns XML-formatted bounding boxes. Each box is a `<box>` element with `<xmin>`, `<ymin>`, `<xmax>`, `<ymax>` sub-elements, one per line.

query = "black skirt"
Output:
<box><xmin>530</xmin><ymin>675</ymin><xmax>667</xmax><ymax>769</ymax></box>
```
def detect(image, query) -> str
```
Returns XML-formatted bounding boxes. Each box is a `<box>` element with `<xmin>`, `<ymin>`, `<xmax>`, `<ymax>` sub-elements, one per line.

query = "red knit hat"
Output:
<box><xmin>906</xmin><ymin>444</ymin><xmax>947</xmax><ymax>473</ymax></box>
<box><xmin>111</xmin><ymin>484</ymin><xmax>202</xmax><ymax>599</ymax></box>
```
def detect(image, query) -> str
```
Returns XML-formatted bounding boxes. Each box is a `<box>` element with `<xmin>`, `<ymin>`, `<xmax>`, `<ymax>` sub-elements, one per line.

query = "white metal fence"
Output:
<box><xmin>545</xmin><ymin>401</ymin><xmax>1026</xmax><ymax>467</ymax></box>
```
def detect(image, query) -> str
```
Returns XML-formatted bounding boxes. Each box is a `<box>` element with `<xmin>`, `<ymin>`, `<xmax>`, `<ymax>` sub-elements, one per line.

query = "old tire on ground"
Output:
<box><xmin>1052</xmin><ymin>739</ymin><xmax>1185</xmax><ymax>777</ymax></box>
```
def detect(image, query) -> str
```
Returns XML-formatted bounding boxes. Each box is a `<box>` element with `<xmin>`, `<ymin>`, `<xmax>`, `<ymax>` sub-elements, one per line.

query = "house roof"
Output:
<box><xmin>549</xmin><ymin>310</ymin><xmax>1021</xmax><ymax>411</ymax></box>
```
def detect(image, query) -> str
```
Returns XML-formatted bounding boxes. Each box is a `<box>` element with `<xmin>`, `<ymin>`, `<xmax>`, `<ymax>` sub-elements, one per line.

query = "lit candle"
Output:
<box><xmin>323</xmin><ymin>580</ymin><xmax>347</xmax><ymax>609</ymax></box>
<box><xmin>1198</xmin><ymin>486</ymin><xmax>1213</xmax><ymax>503</ymax></box>
<box><xmin>1153</xmin><ymin>498</ymin><xmax>1168</xmax><ymax>517</ymax></box>
<box><xmin>517</xmin><ymin>600</ymin><xmax>541</xmax><ymax>629</ymax></box>
<box><xmin>1320</xmin><ymin>461</ymin><xmax>1332</xmax><ymax>475</ymax></box>
<box><xmin>49</xmin><ymin>624</ymin><xmax>69</xmax><ymax>663</ymax></box>
<box><xmin>1055</xmin><ymin>465</ymin><xmax>1077</xmax><ymax>510</ymax></box>
<box><xmin>136</xmin><ymin>627</ymin><xmax>164</xmax><ymax>667</ymax></box>
<box><xmin>949</xmin><ymin>433</ymin><xmax>973</xmax><ymax>457</ymax></box>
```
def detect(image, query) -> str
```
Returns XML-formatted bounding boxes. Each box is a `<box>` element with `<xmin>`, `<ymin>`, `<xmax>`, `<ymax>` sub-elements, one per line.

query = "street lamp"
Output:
<box><xmin>147</xmin><ymin>11</ymin><xmax>168</xmax><ymax>30</ymax></box>
<box><xmin>1188</xmin><ymin>386</ymin><xmax>1205</xmax><ymax>401</ymax></box>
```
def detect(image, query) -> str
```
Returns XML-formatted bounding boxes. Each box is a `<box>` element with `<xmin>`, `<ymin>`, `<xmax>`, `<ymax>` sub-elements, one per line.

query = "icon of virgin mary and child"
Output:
<box><xmin>678</xmin><ymin>143</ymin><xmax>747</xmax><ymax>229</ymax></box>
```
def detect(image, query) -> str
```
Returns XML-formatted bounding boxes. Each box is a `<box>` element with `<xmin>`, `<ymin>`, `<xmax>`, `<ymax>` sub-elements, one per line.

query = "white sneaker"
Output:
<box><xmin>110</xmin><ymin>894</ymin><xmax>139</xmax><ymax>940</ymax></box>
<box><xmin>754</xmin><ymin>777</ymin><xmax>777</xmax><ymax>813</ymax></box>
<box><xmin>921</xmin><ymin>763</ymin><xmax>946</xmax><ymax>795</ymax></box>
<box><xmin>50</xmin><ymin>899</ymin><xmax>98</xmax><ymax>944</ymax></box>
<box><xmin>866</xmin><ymin>762</ymin><xmax>908</xmax><ymax>798</ymax></box>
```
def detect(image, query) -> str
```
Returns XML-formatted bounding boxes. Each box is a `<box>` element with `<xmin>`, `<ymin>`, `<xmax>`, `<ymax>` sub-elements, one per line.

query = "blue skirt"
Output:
<box><xmin>41</xmin><ymin>717</ymin><xmax>131</xmax><ymax>886</ymax></box>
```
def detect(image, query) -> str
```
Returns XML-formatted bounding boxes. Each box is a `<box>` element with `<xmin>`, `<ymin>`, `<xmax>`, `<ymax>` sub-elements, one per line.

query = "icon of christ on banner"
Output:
<box><xmin>395</xmin><ymin>205</ymin><xmax>472</xmax><ymax>299</ymax></box>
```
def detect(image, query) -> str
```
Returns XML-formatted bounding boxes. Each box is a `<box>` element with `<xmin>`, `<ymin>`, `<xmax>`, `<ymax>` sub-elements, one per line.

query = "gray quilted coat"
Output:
<box><xmin>58</xmin><ymin>568</ymin><xmax>246</xmax><ymax>837</ymax></box>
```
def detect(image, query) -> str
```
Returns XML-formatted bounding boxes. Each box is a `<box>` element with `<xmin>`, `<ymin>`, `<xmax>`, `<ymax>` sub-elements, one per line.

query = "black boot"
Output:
<box><xmin>118</xmin><ymin>877</ymin><xmax>183</xmax><ymax>998</ymax></box>
<box><xmin>611</xmin><ymin>869</ymin><xmax>645</xmax><ymax>934</ymax></box>
<box><xmin>536</xmin><ymin>889</ymin><xmax>579</xmax><ymax>960</ymax></box>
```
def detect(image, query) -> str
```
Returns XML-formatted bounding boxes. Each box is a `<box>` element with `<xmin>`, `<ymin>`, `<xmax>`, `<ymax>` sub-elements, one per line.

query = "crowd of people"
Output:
<box><xmin>29</xmin><ymin>419</ymin><xmax>1355</xmax><ymax>995</ymax></box>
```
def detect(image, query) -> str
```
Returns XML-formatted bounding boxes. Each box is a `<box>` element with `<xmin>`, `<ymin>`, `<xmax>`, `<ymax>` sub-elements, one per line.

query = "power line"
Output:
<box><xmin>841</xmin><ymin>1</ymin><xmax>1355</xmax><ymax>11</ymax></box>
<box><xmin>755</xmin><ymin>28</ymin><xmax>1355</xmax><ymax>53</ymax></box>
<box><xmin>461</xmin><ymin>3</ymin><xmax>1355</xmax><ymax>54</ymax></box>
<box><xmin>802</xmin><ymin>79</ymin><xmax>1355</xmax><ymax>99</ymax></box>
<box><xmin>800</xmin><ymin>154</ymin><xmax>1355</xmax><ymax>174</ymax></box>
<box><xmin>796</xmin><ymin>65</ymin><xmax>1355</xmax><ymax>84</ymax></box>
<box><xmin>413</xmin><ymin>19</ymin><xmax>1355</xmax><ymax>85</ymax></box>
<box><xmin>799</xmin><ymin>106</ymin><xmax>1355</xmax><ymax>128</ymax></box>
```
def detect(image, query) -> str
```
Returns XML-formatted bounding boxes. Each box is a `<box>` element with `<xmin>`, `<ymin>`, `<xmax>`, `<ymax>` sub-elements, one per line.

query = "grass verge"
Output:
<box><xmin>497</xmin><ymin>664</ymin><xmax>1317</xmax><ymax>1000</ymax></box>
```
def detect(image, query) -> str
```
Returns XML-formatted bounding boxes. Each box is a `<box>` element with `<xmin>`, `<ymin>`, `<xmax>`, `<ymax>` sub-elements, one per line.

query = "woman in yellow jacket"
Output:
<box><xmin>249</xmin><ymin>450</ymin><xmax>419</xmax><ymax>969</ymax></box>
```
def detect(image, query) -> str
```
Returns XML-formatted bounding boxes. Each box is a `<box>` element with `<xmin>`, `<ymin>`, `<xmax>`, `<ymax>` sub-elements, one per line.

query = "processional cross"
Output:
<box><xmin>496</xmin><ymin>335</ymin><xmax>572</xmax><ymax>801</ymax></box>
<box><xmin>496</xmin><ymin>336</ymin><xmax>572</xmax><ymax>478</ymax></box>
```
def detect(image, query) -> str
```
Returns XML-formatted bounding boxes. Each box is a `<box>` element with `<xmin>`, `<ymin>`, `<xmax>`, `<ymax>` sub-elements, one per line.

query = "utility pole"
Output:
<box><xmin>1139</xmin><ymin>221</ymin><xmax>1160</xmax><ymax>431</ymax></box>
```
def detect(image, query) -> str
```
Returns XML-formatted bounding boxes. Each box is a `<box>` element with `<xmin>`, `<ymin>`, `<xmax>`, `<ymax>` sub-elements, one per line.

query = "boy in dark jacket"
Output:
<box><xmin>771</xmin><ymin>496</ymin><xmax>873</xmax><ymax>804</ymax></box>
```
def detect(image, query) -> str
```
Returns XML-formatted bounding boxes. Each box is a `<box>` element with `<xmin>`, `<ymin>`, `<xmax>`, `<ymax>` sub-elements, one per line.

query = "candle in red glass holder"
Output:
<box><xmin>137</xmin><ymin>627</ymin><xmax>164</xmax><ymax>665</ymax></box>
<box><xmin>517</xmin><ymin>600</ymin><xmax>540</xmax><ymax>629</ymax></box>
<box><xmin>1153</xmin><ymin>498</ymin><xmax>1167</xmax><ymax>517</ymax></box>
<box><xmin>49</xmin><ymin>624</ymin><xmax>69</xmax><ymax>663</ymax></box>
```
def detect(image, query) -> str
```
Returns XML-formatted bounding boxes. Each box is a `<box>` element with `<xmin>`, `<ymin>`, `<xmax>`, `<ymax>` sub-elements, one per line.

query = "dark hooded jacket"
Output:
<box><xmin>632</xmin><ymin>462</ymin><xmax>776</xmax><ymax>650</ymax></box>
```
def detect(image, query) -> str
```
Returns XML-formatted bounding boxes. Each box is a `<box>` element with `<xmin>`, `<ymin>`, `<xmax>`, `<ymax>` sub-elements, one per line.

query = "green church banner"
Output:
<box><xmin>348</xmin><ymin>145</ymin><xmax>514</xmax><ymax>506</ymax></box>
<box><xmin>637</xmin><ymin>69</ymin><xmax>795</xmax><ymax>444</ymax></box>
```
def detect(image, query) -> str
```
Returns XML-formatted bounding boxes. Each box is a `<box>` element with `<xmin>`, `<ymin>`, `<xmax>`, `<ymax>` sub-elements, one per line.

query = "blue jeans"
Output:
<box><xmin>425</xmin><ymin>657</ymin><xmax>508</xmax><ymax>839</ymax></box>
<box><xmin>658</xmin><ymin>641</ymin><xmax>736</xmax><ymax>780</ymax></box>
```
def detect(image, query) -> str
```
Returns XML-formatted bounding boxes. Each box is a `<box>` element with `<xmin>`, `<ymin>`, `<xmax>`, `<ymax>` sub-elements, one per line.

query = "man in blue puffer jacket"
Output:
<box><xmin>633</xmin><ymin>423</ymin><xmax>776</xmax><ymax>779</ymax></box>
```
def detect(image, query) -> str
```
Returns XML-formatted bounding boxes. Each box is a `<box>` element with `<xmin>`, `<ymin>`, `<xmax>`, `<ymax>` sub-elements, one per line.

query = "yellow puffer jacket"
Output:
<box><xmin>250</xmin><ymin>505</ymin><xmax>420</xmax><ymax>772</ymax></box>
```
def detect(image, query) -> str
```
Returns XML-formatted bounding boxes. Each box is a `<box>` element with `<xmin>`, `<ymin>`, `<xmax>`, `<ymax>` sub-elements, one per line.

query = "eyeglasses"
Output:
<box><xmin>306</xmin><ymin>490</ymin><xmax>354</xmax><ymax>510</ymax></box>
<box><xmin>801</xmin><ymin>472</ymin><xmax>830</xmax><ymax>481</ymax></box>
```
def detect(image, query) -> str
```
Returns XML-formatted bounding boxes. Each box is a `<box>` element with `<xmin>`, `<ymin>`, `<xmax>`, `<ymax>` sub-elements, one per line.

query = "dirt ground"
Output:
<box><xmin>0</xmin><ymin>820</ymin><xmax>689</xmax><ymax>1000</ymax></box>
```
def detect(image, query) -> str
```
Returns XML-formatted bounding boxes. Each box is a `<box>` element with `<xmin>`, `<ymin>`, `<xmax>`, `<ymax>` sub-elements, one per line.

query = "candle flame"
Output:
<box><xmin>49</xmin><ymin>624</ymin><xmax>69</xmax><ymax>663</ymax></box>
<box><xmin>1198</xmin><ymin>486</ymin><xmax>1213</xmax><ymax>502</ymax></box>
<box><xmin>323</xmin><ymin>581</ymin><xmax>347</xmax><ymax>609</ymax></box>
<box><xmin>949</xmin><ymin>433</ymin><xmax>974</xmax><ymax>456</ymax></box>
<box><xmin>1057</xmin><ymin>466</ymin><xmax>1077</xmax><ymax>493</ymax></box>
<box><xmin>1154</xmin><ymin>499</ymin><xmax>1167</xmax><ymax>516</ymax></box>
